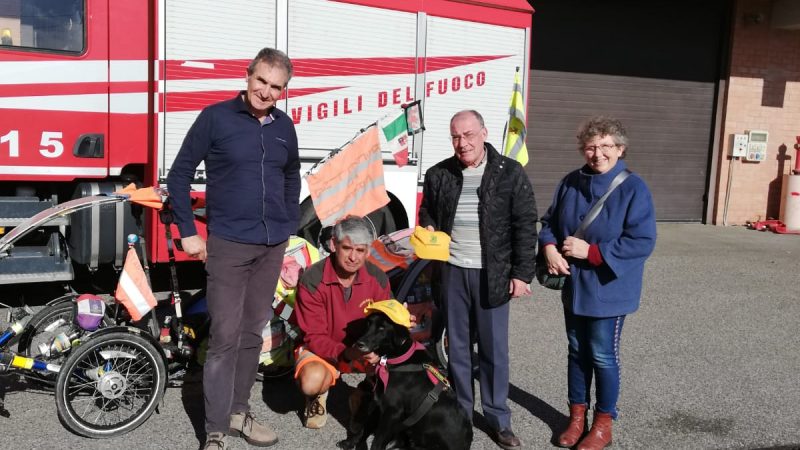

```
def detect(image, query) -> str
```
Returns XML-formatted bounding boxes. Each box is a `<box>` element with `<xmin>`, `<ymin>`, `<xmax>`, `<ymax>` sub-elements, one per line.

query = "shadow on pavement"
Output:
<box><xmin>260</xmin><ymin>372</ymin><xmax>357</xmax><ymax>430</ymax></box>
<box><xmin>508</xmin><ymin>382</ymin><xmax>568</xmax><ymax>445</ymax></box>
<box><xmin>178</xmin><ymin>367</ymin><xmax>205</xmax><ymax>447</ymax></box>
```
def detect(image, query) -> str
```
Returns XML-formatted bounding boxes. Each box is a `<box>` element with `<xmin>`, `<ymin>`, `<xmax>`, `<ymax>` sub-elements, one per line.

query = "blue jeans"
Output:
<box><xmin>564</xmin><ymin>309</ymin><xmax>625</xmax><ymax>418</ymax></box>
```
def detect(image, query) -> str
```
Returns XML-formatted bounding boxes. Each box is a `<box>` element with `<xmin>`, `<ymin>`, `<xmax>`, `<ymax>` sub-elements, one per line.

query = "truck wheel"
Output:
<box><xmin>55</xmin><ymin>331</ymin><xmax>166</xmax><ymax>438</ymax></box>
<box><xmin>295</xmin><ymin>193</ymin><xmax>406</xmax><ymax>246</ymax></box>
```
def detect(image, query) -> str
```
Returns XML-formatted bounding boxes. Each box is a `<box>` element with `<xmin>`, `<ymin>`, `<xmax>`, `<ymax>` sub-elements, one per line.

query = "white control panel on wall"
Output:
<box><xmin>745</xmin><ymin>130</ymin><xmax>768</xmax><ymax>162</ymax></box>
<box><xmin>731</xmin><ymin>134</ymin><xmax>748</xmax><ymax>157</ymax></box>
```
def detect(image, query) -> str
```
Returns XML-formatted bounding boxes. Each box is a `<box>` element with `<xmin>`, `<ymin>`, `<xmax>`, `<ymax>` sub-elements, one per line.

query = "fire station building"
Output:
<box><xmin>525</xmin><ymin>0</ymin><xmax>800</xmax><ymax>226</ymax></box>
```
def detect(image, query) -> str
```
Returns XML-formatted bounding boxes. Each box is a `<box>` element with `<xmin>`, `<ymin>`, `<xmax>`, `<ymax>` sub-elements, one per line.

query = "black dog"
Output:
<box><xmin>337</xmin><ymin>312</ymin><xmax>472</xmax><ymax>450</ymax></box>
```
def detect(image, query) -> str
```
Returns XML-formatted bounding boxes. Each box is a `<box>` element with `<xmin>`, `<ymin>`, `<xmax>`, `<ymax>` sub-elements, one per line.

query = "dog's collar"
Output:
<box><xmin>380</xmin><ymin>340</ymin><xmax>423</xmax><ymax>366</ymax></box>
<box><xmin>375</xmin><ymin>341</ymin><xmax>426</xmax><ymax>392</ymax></box>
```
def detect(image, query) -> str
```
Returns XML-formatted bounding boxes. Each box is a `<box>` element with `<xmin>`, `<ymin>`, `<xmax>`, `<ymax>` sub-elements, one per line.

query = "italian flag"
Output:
<box><xmin>378</xmin><ymin>110</ymin><xmax>409</xmax><ymax>167</ymax></box>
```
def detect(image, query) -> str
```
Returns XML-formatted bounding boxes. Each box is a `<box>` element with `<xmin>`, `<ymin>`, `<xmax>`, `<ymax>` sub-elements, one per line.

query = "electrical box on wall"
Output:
<box><xmin>745</xmin><ymin>130</ymin><xmax>769</xmax><ymax>161</ymax></box>
<box><xmin>732</xmin><ymin>134</ymin><xmax>748</xmax><ymax>157</ymax></box>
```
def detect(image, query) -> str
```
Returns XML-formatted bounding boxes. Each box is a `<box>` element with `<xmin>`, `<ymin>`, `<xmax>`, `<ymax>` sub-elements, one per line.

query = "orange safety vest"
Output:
<box><xmin>306</xmin><ymin>127</ymin><xmax>390</xmax><ymax>226</ymax></box>
<box><xmin>367</xmin><ymin>228</ymin><xmax>416</xmax><ymax>272</ymax></box>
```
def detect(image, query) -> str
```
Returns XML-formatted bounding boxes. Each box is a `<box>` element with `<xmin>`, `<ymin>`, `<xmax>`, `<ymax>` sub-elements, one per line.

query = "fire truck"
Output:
<box><xmin>0</xmin><ymin>0</ymin><xmax>532</xmax><ymax>286</ymax></box>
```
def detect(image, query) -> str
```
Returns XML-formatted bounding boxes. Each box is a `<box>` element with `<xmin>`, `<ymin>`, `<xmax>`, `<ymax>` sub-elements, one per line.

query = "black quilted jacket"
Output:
<box><xmin>418</xmin><ymin>143</ymin><xmax>538</xmax><ymax>307</ymax></box>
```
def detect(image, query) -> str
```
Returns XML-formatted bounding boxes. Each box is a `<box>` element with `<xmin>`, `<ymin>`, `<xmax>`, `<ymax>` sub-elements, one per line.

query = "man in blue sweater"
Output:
<box><xmin>167</xmin><ymin>47</ymin><xmax>300</xmax><ymax>449</ymax></box>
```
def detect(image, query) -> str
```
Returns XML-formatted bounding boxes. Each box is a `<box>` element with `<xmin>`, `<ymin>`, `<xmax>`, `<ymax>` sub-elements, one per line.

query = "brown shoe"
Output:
<box><xmin>494</xmin><ymin>428</ymin><xmax>521</xmax><ymax>450</ymax></box>
<box><xmin>229</xmin><ymin>411</ymin><xmax>278</xmax><ymax>447</ymax></box>
<box><xmin>304</xmin><ymin>391</ymin><xmax>329</xmax><ymax>429</ymax></box>
<box><xmin>558</xmin><ymin>403</ymin><xmax>588</xmax><ymax>447</ymax></box>
<box><xmin>577</xmin><ymin>411</ymin><xmax>613</xmax><ymax>450</ymax></box>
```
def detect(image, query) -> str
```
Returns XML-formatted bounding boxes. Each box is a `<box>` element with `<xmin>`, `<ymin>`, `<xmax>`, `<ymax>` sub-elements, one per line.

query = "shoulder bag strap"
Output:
<box><xmin>574</xmin><ymin>169</ymin><xmax>631</xmax><ymax>239</ymax></box>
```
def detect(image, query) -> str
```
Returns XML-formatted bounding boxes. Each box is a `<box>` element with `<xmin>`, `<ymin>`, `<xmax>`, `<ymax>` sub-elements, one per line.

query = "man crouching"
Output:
<box><xmin>293</xmin><ymin>216</ymin><xmax>391</xmax><ymax>429</ymax></box>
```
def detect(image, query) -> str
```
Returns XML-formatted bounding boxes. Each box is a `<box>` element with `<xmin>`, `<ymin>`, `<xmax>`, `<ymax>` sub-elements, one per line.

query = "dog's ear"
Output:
<box><xmin>392</xmin><ymin>322</ymin><xmax>410</xmax><ymax>347</ymax></box>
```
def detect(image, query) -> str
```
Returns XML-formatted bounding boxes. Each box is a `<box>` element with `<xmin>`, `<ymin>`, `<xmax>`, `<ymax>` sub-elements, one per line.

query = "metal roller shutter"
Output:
<box><xmin>526</xmin><ymin>0</ymin><xmax>731</xmax><ymax>222</ymax></box>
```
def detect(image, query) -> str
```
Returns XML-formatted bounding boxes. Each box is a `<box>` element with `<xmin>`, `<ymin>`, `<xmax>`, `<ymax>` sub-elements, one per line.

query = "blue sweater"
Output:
<box><xmin>538</xmin><ymin>160</ymin><xmax>656</xmax><ymax>317</ymax></box>
<box><xmin>166</xmin><ymin>93</ymin><xmax>300</xmax><ymax>245</ymax></box>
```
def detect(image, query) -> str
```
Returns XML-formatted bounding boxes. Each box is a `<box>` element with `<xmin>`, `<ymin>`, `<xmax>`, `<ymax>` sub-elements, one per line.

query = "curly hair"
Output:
<box><xmin>576</xmin><ymin>116</ymin><xmax>629</xmax><ymax>157</ymax></box>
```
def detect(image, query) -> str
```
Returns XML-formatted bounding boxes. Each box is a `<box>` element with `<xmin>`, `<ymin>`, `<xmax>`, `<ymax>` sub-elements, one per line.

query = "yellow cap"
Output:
<box><xmin>409</xmin><ymin>226</ymin><xmax>450</xmax><ymax>261</ymax></box>
<box><xmin>364</xmin><ymin>299</ymin><xmax>411</xmax><ymax>328</ymax></box>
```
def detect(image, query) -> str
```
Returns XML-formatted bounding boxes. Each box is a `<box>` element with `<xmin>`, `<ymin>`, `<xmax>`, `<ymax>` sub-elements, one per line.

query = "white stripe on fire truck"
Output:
<box><xmin>0</xmin><ymin>94</ymin><xmax>148</xmax><ymax>114</ymax></box>
<box><xmin>110</xmin><ymin>61</ymin><xmax>149</xmax><ymax>82</ymax></box>
<box><xmin>0</xmin><ymin>61</ymin><xmax>107</xmax><ymax>84</ymax></box>
<box><xmin>0</xmin><ymin>61</ymin><xmax>149</xmax><ymax>84</ymax></box>
<box><xmin>0</xmin><ymin>166</ymin><xmax>107</xmax><ymax>176</ymax></box>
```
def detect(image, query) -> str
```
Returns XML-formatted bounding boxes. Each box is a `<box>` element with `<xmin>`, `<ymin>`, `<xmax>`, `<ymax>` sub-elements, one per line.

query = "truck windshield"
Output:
<box><xmin>0</xmin><ymin>0</ymin><xmax>84</xmax><ymax>53</ymax></box>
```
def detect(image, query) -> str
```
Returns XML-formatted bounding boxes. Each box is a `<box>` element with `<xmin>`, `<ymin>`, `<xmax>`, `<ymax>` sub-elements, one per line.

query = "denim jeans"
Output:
<box><xmin>564</xmin><ymin>309</ymin><xmax>626</xmax><ymax>418</ymax></box>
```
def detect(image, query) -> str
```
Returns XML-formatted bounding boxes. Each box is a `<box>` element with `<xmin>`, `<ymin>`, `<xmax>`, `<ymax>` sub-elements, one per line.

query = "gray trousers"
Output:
<box><xmin>442</xmin><ymin>263</ymin><xmax>512</xmax><ymax>431</ymax></box>
<box><xmin>203</xmin><ymin>234</ymin><xmax>286</xmax><ymax>433</ymax></box>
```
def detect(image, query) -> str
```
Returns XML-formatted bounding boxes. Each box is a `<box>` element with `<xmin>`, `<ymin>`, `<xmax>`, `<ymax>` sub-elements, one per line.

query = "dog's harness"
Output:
<box><xmin>375</xmin><ymin>341</ymin><xmax>451</xmax><ymax>427</ymax></box>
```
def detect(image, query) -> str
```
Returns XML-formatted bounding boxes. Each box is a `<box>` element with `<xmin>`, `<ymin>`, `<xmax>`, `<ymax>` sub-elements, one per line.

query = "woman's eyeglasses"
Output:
<box><xmin>582</xmin><ymin>144</ymin><xmax>618</xmax><ymax>153</ymax></box>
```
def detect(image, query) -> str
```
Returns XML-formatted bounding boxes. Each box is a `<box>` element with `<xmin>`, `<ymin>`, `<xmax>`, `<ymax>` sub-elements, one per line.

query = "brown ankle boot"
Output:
<box><xmin>577</xmin><ymin>411</ymin><xmax>613</xmax><ymax>450</ymax></box>
<box><xmin>557</xmin><ymin>403</ymin><xmax>588</xmax><ymax>448</ymax></box>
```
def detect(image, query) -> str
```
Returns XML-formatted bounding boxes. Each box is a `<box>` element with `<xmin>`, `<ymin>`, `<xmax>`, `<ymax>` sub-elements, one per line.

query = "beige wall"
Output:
<box><xmin>713</xmin><ymin>0</ymin><xmax>800</xmax><ymax>225</ymax></box>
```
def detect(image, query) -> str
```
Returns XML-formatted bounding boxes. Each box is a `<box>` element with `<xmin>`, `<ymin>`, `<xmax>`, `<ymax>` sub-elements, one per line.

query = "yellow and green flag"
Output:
<box><xmin>503</xmin><ymin>69</ymin><xmax>529</xmax><ymax>167</ymax></box>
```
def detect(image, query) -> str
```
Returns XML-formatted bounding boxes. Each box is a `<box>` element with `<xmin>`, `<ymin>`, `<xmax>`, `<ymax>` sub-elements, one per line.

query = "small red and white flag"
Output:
<box><xmin>115</xmin><ymin>247</ymin><xmax>157</xmax><ymax>322</ymax></box>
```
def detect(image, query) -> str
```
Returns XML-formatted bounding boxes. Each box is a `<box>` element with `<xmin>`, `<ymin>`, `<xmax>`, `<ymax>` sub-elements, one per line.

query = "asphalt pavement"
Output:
<box><xmin>1</xmin><ymin>223</ymin><xmax>799</xmax><ymax>450</ymax></box>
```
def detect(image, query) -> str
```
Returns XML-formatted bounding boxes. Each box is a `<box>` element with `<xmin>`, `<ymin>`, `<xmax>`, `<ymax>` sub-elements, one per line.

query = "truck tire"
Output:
<box><xmin>295</xmin><ymin>193</ymin><xmax>406</xmax><ymax>246</ymax></box>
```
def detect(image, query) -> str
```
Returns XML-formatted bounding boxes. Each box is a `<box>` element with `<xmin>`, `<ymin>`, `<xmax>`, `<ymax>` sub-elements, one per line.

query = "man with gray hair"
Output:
<box><xmin>419</xmin><ymin>109</ymin><xmax>537</xmax><ymax>450</ymax></box>
<box><xmin>167</xmin><ymin>47</ymin><xmax>299</xmax><ymax>449</ymax></box>
<box><xmin>294</xmin><ymin>216</ymin><xmax>392</xmax><ymax>429</ymax></box>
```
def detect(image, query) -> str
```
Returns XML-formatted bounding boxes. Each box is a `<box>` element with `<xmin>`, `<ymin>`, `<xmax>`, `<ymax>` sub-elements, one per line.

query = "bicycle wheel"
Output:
<box><xmin>16</xmin><ymin>295</ymin><xmax>113</xmax><ymax>382</ymax></box>
<box><xmin>434</xmin><ymin>327</ymin><xmax>480</xmax><ymax>378</ymax></box>
<box><xmin>15</xmin><ymin>296</ymin><xmax>80</xmax><ymax>385</ymax></box>
<box><xmin>434</xmin><ymin>326</ymin><xmax>449</xmax><ymax>369</ymax></box>
<box><xmin>15</xmin><ymin>295</ymin><xmax>74</xmax><ymax>348</ymax></box>
<box><xmin>55</xmin><ymin>330</ymin><xmax>167</xmax><ymax>438</ymax></box>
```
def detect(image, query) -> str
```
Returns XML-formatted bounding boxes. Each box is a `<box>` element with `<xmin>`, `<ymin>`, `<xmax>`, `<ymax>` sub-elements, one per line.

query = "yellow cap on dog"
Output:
<box><xmin>364</xmin><ymin>299</ymin><xmax>411</xmax><ymax>328</ymax></box>
<box><xmin>409</xmin><ymin>226</ymin><xmax>450</xmax><ymax>261</ymax></box>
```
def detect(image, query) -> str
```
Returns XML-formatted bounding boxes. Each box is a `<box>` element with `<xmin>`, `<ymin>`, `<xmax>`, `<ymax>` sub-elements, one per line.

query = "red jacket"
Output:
<box><xmin>295</xmin><ymin>258</ymin><xmax>392</xmax><ymax>363</ymax></box>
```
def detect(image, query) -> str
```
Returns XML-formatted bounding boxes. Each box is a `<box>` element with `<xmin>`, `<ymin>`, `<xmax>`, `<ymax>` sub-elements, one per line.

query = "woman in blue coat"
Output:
<box><xmin>539</xmin><ymin>116</ymin><xmax>656</xmax><ymax>450</ymax></box>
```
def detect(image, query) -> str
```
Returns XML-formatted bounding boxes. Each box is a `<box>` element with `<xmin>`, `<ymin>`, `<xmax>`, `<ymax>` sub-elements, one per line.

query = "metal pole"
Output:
<box><xmin>722</xmin><ymin>157</ymin><xmax>735</xmax><ymax>226</ymax></box>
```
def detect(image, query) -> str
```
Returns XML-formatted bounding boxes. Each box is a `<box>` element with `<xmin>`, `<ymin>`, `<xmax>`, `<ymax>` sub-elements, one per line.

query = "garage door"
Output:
<box><xmin>525</xmin><ymin>0</ymin><xmax>731</xmax><ymax>221</ymax></box>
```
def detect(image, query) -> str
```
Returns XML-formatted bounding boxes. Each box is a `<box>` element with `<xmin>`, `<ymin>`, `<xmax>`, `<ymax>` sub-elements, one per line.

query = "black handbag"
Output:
<box><xmin>536</xmin><ymin>169</ymin><xmax>631</xmax><ymax>290</ymax></box>
<box><xmin>536</xmin><ymin>250</ymin><xmax>566</xmax><ymax>289</ymax></box>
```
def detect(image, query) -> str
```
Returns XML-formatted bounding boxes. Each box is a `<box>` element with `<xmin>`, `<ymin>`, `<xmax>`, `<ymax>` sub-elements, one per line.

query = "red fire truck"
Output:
<box><xmin>0</xmin><ymin>0</ymin><xmax>532</xmax><ymax>286</ymax></box>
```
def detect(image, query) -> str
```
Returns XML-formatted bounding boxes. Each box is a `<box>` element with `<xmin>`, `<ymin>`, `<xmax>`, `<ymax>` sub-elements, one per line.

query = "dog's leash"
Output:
<box><xmin>388</xmin><ymin>363</ymin><xmax>450</xmax><ymax>427</ymax></box>
<box><xmin>375</xmin><ymin>341</ymin><xmax>452</xmax><ymax>427</ymax></box>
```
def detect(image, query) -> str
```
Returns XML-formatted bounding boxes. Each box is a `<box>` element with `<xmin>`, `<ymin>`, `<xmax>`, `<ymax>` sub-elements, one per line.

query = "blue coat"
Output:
<box><xmin>538</xmin><ymin>160</ymin><xmax>656</xmax><ymax>317</ymax></box>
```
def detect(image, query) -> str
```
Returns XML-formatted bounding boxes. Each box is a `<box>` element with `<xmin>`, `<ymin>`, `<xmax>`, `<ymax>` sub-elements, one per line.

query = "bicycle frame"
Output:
<box><xmin>0</xmin><ymin>321</ymin><xmax>62</xmax><ymax>375</ymax></box>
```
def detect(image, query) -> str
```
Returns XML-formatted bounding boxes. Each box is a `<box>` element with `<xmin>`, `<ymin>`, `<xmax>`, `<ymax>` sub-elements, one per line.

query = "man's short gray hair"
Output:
<box><xmin>450</xmin><ymin>110</ymin><xmax>485</xmax><ymax>128</ymax></box>
<box><xmin>247</xmin><ymin>47</ymin><xmax>293</xmax><ymax>81</ymax></box>
<box><xmin>332</xmin><ymin>216</ymin><xmax>375</xmax><ymax>246</ymax></box>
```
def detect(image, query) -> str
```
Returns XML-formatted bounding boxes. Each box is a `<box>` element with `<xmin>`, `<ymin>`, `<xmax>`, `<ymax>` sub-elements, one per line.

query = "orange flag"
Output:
<box><xmin>306</xmin><ymin>127</ymin><xmax>390</xmax><ymax>226</ymax></box>
<box><xmin>115</xmin><ymin>247</ymin><xmax>157</xmax><ymax>321</ymax></box>
<box><xmin>114</xmin><ymin>184</ymin><xmax>163</xmax><ymax>210</ymax></box>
